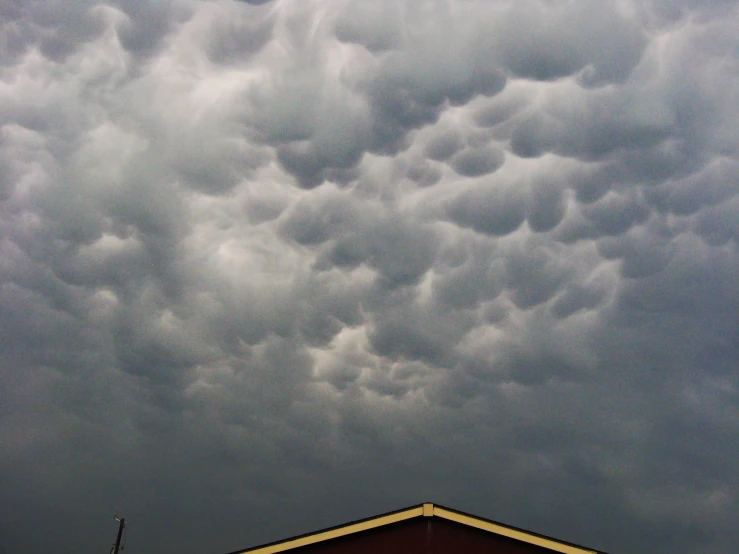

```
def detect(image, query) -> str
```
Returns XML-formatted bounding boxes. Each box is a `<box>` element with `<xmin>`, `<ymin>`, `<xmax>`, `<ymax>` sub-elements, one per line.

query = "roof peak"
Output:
<box><xmin>232</xmin><ymin>502</ymin><xmax>605</xmax><ymax>554</ymax></box>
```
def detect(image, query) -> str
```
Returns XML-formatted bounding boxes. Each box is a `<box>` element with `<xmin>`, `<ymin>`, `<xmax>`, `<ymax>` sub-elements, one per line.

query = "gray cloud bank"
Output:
<box><xmin>1</xmin><ymin>1</ymin><xmax>739</xmax><ymax>553</ymax></box>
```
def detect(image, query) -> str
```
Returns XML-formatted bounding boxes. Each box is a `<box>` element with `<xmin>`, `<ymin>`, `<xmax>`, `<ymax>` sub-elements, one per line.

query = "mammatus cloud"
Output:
<box><xmin>1</xmin><ymin>1</ymin><xmax>739</xmax><ymax>553</ymax></box>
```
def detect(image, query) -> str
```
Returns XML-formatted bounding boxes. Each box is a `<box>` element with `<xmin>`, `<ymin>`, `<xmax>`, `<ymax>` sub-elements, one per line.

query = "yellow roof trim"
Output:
<box><xmin>432</xmin><ymin>506</ymin><xmax>597</xmax><ymax>554</ymax></box>
<box><xmin>234</xmin><ymin>503</ymin><xmax>603</xmax><ymax>554</ymax></box>
<box><xmin>237</xmin><ymin>506</ymin><xmax>424</xmax><ymax>554</ymax></box>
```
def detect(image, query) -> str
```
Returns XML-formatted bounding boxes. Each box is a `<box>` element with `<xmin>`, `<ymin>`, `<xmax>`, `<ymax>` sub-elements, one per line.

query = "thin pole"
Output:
<box><xmin>112</xmin><ymin>517</ymin><xmax>126</xmax><ymax>554</ymax></box>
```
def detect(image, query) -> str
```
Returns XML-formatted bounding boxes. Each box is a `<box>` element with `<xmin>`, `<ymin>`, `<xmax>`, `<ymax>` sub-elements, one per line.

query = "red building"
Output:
<box><xmin>230</xmin><ymin>503</ymin><xmax>607</xmax><ymax>554</ymax></box>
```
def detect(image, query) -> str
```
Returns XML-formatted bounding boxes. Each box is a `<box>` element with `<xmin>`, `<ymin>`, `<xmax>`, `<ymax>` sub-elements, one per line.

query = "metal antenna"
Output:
<box><xmin>110</xmin><ymin>516</ymin><xmax>126</xmax><ymax>554</ymax></box>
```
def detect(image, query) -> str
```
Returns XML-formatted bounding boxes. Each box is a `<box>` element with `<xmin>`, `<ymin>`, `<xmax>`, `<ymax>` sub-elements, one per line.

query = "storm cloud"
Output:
<box><xmin>1</xmin><ymin>1</ymin><xmax>739</xmax><ymax>554</ymax></box>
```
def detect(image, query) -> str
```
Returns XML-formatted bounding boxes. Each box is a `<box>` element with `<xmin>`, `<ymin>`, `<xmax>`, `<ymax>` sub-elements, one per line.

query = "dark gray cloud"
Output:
<box><xmin>450</xmin><ymin>146</ymin><xmax>505</xmax><ymax>177</ymax></box>
<box><xmin>2</xmin><ymin>1</ymin><xmax>739</xmax><ymax>554</ymax></box>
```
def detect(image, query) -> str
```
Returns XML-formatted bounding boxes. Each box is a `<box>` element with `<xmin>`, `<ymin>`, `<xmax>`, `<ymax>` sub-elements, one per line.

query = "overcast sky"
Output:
<box><xmin>1</xmin><ymin>1</ymin><xmax>739</xmax><ymax>553</ymax></box>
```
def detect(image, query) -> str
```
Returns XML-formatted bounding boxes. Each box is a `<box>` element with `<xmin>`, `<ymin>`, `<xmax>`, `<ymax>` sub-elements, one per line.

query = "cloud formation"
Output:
<box><xmin>1</xmin><ymin>1</ymin><xmax>739</xmax><ymax>553</ymax></box>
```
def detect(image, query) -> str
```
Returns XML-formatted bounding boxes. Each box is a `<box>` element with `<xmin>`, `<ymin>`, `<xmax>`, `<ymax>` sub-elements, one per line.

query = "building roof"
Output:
<box><xmin>230</xmin><ymin>503</ymin><xmax>607</xmax><ymax>554</ymax></box>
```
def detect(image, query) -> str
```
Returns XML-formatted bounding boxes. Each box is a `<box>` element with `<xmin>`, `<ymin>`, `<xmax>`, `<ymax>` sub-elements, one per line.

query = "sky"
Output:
<box><xmin>1</xmin><ymin>0</ymin><xmax>739</xmax><ymax>553</ymax></box>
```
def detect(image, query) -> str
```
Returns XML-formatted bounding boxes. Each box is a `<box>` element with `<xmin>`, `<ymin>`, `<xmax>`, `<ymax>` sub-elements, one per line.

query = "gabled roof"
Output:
<box><xmin>231</xmin><ymin>503</ymin><xmax>606</xmax><ymax>554</ymax></box>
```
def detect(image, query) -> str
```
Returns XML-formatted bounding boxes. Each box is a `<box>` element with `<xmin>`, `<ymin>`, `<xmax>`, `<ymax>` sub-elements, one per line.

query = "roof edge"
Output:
<box><xmin>231</xmin><ymin>504</ymin><xmax>425</xmax><ymax>554</ymax></box>
<box><xmin>230</xmin><ymin>502</ymin><xmax>608</xmax><ymax>554</ymax></box>
<box><xmin>432</xmin><ymin>505</ymin><xmax>600</xmax><ymax>554</ymax></box>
